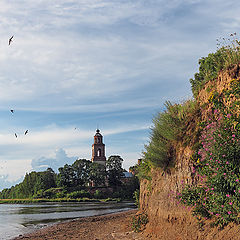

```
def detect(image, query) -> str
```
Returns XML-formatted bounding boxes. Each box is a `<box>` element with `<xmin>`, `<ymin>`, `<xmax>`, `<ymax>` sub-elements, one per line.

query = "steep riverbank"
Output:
<box><xmin>138</xmin><ymin>62</ymin><xmax>240</xmax><ymax>238</ymax></box>
<box><xmin>13</xmin><ymin>210</ymin><xmax>144</xmax><ymax>240</ymax></box>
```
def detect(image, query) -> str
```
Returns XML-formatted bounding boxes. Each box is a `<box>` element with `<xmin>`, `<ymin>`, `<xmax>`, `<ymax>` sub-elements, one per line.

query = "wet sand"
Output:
<box><xmin>13</xmin><ymin>210</ymin><xmax>145</xmax><ymax>240</ymax></box>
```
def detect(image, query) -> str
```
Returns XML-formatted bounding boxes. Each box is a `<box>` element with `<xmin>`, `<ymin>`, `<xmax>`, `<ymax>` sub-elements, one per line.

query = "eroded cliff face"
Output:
<box><xmin>140</xmin><ymin>67</ymin><xmax>240</xmax><ymax>240</ymax></box>
<box><xmin>140</xmin><ymin>145</ymin><xmax>199</xmax><ymax>240</ymax></box>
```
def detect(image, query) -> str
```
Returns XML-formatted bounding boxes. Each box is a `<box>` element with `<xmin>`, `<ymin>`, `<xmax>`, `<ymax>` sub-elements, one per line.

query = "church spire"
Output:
<box><xmin>91</xmin><ymin>129</ymin><xmax>106</xmax><ymax>166</ymax></box>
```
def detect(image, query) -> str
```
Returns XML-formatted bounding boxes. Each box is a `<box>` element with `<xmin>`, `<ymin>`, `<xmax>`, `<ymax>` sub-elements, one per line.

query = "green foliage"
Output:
<box><xmin>0</xmin><ymin>168</ymin><xmax>56</xmax><ymax>199</ymax></box>
<box><xmin>0</xmin><ymin>155</ymin><xmax>137</xmax><ymax>201</ymax></box>
<box><xmin>133</xmin><ymin>189</ymin><xmax>140</xmax><ymax>208</ymax></box>
<box><xmin>89</xmin><ymin>162</ymin><xmax>107</xmax><ymax>186</ymax></box>
<box><xmin>0</xmin><ymin>198</ymin><xmax>120</xmax><ymax>204</ymax></box>
<box><xmin>131</xmin><ymin>213</ymin><xmax>148</xmax><ymax>232</ymax></box>
<box><xmin>93</xmin><ymin>190</ymin><xmax>103</xmax><ymax>199</ymax></box>
<box><xmin>33</xmin><ymin>187</ymin><xmax>65</xmax><ymax>199</ymax></box>
<box><xmin>57</xmin><ymin>159</ymin><xmax>107</xmax><ymax>188</ymax></box>
<box><xmin>110</xmin><ymin>176</ymin><xmax>139</xmax><ymax>200</ymax></box>
<box><xmin>67</xmin><ymin>190</ymin><xmax>91</xmax><ymax>199</ymax></box>
<box><xmin>179</xmin><ymin>99</ymin><xmax>240</xmax><ymax>228</ymax></box>
<box><xmin>0</xmin><ymin>155</ymin><xmax>134</xmax><ymax>202</ymax></box>
<box><xmin>136</xmin><ymin>159</ymin><xmax>152</xmax><ymax>180</ymax></box>
<box><xmin>106</xmin><ymin>155</ymin><xmax>124</xmax><ymax>187</ymax></box>
<box><xmin>190</xmin><ymin>33</ymin><xmax>240</xmax><ymax>97</ymax></box>
<box><xmin>57</xmin><ymin>159</ymin><xmax>92</xmax><ymax>188</ymax></box>
<box><xmin>139</xmin><ymin>100</ymin><xmax>199</xmax><ymax>178</ymax></box>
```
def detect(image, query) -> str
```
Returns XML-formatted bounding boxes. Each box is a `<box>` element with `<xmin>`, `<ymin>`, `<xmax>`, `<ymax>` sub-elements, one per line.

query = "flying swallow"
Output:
<box><xmin>15</xmin><ymin>133</ymin><xmax>17</xmax><ymax>138</ymax></box>
<box><xmin>24</xmin><ymin>130</ymin><xmax>28</xmax><ymax>135</ymax></box>
<box><xmin>10</xmin><ymin>109</ymin><xmax>14</xmax><ymax>113</ymax></box>
<box><xmin>9</xmin><ymin>36</ymin><xmax>14</xmax><ymax>45</ymax></box>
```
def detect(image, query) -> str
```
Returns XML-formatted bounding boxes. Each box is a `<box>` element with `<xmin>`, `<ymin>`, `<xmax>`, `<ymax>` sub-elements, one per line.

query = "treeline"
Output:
<box><xmin>0</xmin><ymin>155</ymin><xmax>139</xmax><ymax>200</ymax></box>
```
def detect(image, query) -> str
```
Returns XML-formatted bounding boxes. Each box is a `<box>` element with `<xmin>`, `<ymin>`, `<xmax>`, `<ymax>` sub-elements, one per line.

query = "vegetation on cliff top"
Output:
<box><xmin>138</xmin><ymin>100</ymin><xmax>199</xmax><ymax>180</ymax></box>
<box><xmin>190</xmin><ymin>33</ymin><xmax>240</xmax><ymax>97</ymax></box>
<box><xmin>139</xmin><ymin>34</ymin><xmax>240</xmax><ymax>228</ymax></box>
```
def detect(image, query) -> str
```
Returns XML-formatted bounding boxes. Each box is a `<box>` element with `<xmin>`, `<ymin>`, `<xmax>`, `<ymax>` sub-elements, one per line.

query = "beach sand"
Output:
<box><xmin>13</xmin><ymin>209</ymin><xmax>145</xmax><ymax>240</ymax></box>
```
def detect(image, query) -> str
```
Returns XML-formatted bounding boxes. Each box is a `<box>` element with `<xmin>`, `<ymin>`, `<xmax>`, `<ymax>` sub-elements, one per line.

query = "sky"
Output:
<box><xmin>0</xmin><ymin>0</ymin><xmax>239</xmax><ymax>189</ymax></box>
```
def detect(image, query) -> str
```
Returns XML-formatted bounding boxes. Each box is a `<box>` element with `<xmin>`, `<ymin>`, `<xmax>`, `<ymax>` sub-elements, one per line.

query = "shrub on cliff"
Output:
<box><xmin>179</xmin><ymin>77</ymin><xmax>240</xmax><ymax>228</ymax></box>
<box><xmin>138</xmin><ymin>100</ymin><xmax>199</xmax><ymax>179</ymax></box>
<box><xmin>190</xmin><ymin>33</ymin><xmax>240</xmax><ymax>97</ymax></box>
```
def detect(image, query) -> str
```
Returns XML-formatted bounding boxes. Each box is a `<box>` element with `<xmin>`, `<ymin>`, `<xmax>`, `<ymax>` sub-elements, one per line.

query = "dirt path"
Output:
<box><xmin>13</xmin><ymin>210</ymin><xmax>145</xmax><ymax>240</ymax></box>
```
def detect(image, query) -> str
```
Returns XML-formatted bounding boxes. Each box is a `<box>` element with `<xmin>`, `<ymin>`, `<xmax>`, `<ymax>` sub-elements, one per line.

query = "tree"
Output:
<box><xmin>57</xmin><ymin>159</ymin><xmax>93</xmax><ymax>188</ymax></box>
<box><xmin>89</xmin><ymin>162</ymin><xmax>107</xmax><ymax>186</ymax></box>
<box><xmin>72</xmin><ymin>159</ymin><xmax>92</xmax><ymax>186</ymax></box>
<box><xmin>106</xmin><ymin>155</ymin><xmax>124</xmax><ymax>187</ymax></box>
<box><xmin>57</xmin><ymin>164</ymin><xmax>75</xmax><ymax>187</ymax></box>
<box><xmin>0</xmin><ymin>169</ymin><xmax>57</xmax><ymax>199</ymax></box>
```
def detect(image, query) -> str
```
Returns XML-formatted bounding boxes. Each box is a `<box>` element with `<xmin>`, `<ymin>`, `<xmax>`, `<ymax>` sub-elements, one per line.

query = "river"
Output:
<box><xmin>0</xmin><ymin>201</ymin><xmax>136</xmax><ymax>240</ymax></box>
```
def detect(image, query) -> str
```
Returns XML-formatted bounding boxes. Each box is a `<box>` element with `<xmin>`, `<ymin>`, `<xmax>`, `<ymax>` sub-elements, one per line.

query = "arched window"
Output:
<box><xmin>97</xmin><ymin>149</ymin><xmax>101</xmax><ymax>157</ymax></box>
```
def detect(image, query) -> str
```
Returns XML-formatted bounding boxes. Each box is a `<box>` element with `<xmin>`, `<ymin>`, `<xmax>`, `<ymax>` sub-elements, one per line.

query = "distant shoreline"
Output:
<box><xmin>13</xmin><ymin>209</ymin><xmax>143</xmax><ymax>240</ymax></box>
<box><xmin>0</xmin><ymin>197</ymin><xmax>121</xmax><ymax>204</ymax></box>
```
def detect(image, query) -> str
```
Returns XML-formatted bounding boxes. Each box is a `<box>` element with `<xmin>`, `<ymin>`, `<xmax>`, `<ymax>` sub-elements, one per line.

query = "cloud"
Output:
<box><xmin>0</xmin><ymin>0</ymin><xmax>240</xmax><ymax>190</ymax></box>
<box><xmin>0</xmin><ymin>0</ymin><xmax>236</xmax><ymax>118</ymax></box>
<box><xmin>0</xmin><ymin>159</ymin><xmax>31</xmax><ymax>190</ymax></box>
<box><xmin>0</xmin><ymin>0</ymin><xmax>206</xmax><ymax>110</ymax></box>
<box><xmin>31</xmin><ymin>148</ymin><xmax>77</xmax><ymax>172</ymax></box>
<box><xmin>0</xmin><ymin>175</ymin><xmax>24</xmax><ymax>191</ymax></box>
<box><xmin>0</xmin><ymin>123</ymin><xmax>149</xmax><ymax>183</ymax></box>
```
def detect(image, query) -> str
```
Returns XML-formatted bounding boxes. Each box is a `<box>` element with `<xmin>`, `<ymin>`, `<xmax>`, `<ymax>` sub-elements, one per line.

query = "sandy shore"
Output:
<box><xmin>13</xmin><ymin>210</ymin><xmax>145</xmax><ymax>240</ymax></box>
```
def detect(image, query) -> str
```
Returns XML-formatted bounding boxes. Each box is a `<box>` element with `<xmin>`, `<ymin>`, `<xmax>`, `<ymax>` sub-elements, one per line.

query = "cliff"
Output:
<box><xmin>139</xmin><ymin>66</ymin><xmax>240</xmax><ymax>240</ymax></box>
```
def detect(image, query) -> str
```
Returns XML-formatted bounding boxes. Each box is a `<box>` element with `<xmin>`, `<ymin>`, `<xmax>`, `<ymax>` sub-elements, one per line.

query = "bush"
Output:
<box><xmin>190</xmin><ymin>33</ymin><xmax>240</xmax><ymax>97</ymax></box>
<box><xmin>33</xmin><ymin>187</ymin><xmax>65</xmax><ymax>199</ymax></box>
<box><xmin>131</xmin><ymin>213</ymin><xmax>148</xmax><ymax>232</ymax></box>
<box><xmin>133</xmin><ymin>189</ymin><xmax>140</xmax><ymax>208</ymax></box>
<box><xmin>179</xmin><ymin>108</ymin><xmax>240</xmax><ymax>228</ymax></box>
<box><xmin>67</xmin><ymin>190</ymin><xmax>92</xmax><ymax>199</ymax></box>
<box><xmin>93</xmin><ymin>190</ymin><xmax>103</xmax><ymax>199</ymax></box>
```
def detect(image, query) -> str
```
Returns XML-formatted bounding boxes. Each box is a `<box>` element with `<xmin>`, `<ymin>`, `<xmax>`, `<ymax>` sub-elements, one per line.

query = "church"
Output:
<box><xmin>91</xmin><ymin>129</ymin><xmax>106</xmax><ymax>167</ymax></box>
<box><xmin>90</xmin><ymin>129</ymin><xmax>134</xmax><ymax>181</ymax></box>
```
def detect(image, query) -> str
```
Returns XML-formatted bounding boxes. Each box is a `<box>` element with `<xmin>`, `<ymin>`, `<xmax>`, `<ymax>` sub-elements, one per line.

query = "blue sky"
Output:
<box><xmin>0</xmin><ymin>0</ymin><xmax>239</xmax><ymax>189</ymax></box>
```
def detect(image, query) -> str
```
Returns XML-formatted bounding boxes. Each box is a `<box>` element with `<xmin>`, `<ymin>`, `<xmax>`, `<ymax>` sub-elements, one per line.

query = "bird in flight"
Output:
<box><xmin>10</xmin><ymin>109</ymin><xmax>14</xmax><ymax>113</ymax></box>
<box><xmin>15</xmin><ymin>133</ymin><xmax>17</xmax><ymax>138</ymax></box>
<box><xmin>24</xmin><ymin>130</ymin><xmax>28</xmax><ymax>135</ymax></box>
<box><xmin>9</xmin><ymin>36</ymin><xmax>14</xmax><ymax>45</ymax></box>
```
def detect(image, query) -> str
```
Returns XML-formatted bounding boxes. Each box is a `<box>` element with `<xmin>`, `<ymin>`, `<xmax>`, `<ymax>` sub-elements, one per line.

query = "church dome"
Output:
<box><xmin>95</xmin><ymin>129</ymin><xmax>102</xmax><ymax>136</ymax></box>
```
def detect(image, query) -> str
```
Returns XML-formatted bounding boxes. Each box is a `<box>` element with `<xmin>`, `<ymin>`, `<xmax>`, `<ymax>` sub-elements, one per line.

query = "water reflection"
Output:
<box><xmin>0</xmin><ymin>202</ymin><xmax>135</xmax><ymax>240</ymax></box>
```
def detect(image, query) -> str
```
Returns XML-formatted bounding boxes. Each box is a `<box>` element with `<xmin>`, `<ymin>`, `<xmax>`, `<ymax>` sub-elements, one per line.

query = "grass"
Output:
<box><xmin>138</xmin><ymin>99</ymin><xmax>199</xmax><ymax>179</ymax></box>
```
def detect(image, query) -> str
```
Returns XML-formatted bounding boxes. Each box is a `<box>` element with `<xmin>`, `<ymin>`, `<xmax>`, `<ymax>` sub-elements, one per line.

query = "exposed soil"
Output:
<box><xmin>13</xmin><ymin>210</ymin><xmax>145</xmax><ymax>240</ymax></box>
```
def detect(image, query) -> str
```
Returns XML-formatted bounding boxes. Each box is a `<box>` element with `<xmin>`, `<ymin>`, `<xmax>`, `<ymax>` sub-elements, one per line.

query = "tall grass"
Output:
<box><xmin>138</xmin><ymin>100</ymin><xmax>199</xmax><ymax>179</ymax></box>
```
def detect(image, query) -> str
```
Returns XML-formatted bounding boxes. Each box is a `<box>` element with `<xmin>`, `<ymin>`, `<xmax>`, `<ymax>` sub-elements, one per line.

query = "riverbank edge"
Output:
<box><xmin>0</xmin><ymin>197</ymin><xmax>121</xmax><ymax>204</ymax></box>
<box><xmin>13</xmin><ymin>209</ymin><xmax>142</xmax><ymax>240</ymax></box>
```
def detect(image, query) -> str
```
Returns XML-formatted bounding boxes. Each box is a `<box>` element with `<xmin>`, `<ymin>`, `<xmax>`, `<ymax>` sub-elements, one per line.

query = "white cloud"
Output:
<box><xmin>0</xmin><ymin>0</ymin><xmax>240</xmax><ymax>190</ymax></box>
<box><xmin>31</xmin><ymin>148</ymin><xmax>77</xmax><ymax>172</ymax></box>
<box><xmin>0</xmin><ymin>0</ymin><xmax>230</xmax><ymax>113</ymax></box>
<box><xmin>0</xmin><ymin>122</ymin><xmax>148</xmax><ymax>189</ymax></box>
<box><xmin>0</xmin><ymin>159</ymin><xmax>31</xmax><ymax>183</ymax></box>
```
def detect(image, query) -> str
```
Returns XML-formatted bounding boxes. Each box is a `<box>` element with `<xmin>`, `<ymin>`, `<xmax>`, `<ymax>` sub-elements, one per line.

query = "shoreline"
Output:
<box><xmin>13</xmin><ymin>209</ymin><xmax>145</xmax><ymax>240</ymax></box>
<box><xmin>0</xmin><ymin>197</ymin><xmax>121</xmax><ymax>204</ymax></box>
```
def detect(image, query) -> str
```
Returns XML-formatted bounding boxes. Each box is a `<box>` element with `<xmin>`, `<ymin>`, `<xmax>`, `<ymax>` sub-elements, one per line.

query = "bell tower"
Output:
<box><xmin>91</xmin><ymin>129</ymin><xmax>106</xmax><ymax>167</ymax></box>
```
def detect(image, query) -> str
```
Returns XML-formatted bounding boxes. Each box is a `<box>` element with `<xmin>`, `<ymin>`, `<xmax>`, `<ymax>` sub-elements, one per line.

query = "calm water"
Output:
<box><xmin>0</xmin><ymin>201</ymin><xmax>136</xmax><ymax>240</ymax></box>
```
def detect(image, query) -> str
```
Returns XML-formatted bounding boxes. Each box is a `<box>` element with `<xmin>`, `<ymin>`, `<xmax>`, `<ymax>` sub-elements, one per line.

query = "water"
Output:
<box><xmin>0</xmin><ymin>201</ymin><xmax>136</xmax><ymax>240</ymax></box>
